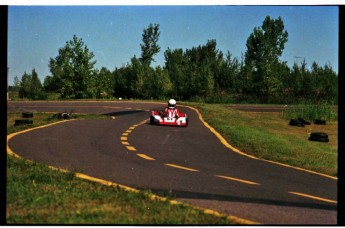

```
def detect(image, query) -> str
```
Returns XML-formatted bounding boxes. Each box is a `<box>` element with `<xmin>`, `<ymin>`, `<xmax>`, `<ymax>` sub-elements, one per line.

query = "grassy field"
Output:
<box><xmin>186</xmin><ymin>103</ymin><xmax>337</xmax><ymax>177</ymax></box>
<box><xmin>6</xmin><ymin>112</ymin><xmax>234</xmax><ymax>224</ymax></box>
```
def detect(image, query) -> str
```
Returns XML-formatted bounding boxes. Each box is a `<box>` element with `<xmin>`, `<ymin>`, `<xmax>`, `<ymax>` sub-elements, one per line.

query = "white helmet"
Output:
<box><xmin>168</xmin><ymin>99</ymin><xmax>176</xmax><ymax>109</ymax></box>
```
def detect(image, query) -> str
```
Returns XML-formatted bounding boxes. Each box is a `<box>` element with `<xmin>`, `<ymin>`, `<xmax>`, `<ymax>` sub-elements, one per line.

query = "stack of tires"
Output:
<box><xmin>14</xmin><ymin>112</ymin><xmax>34</xmax><ymax>126</ymax></box>
<box><xmin>308</xmin><ymin>132</ymin><xmax>329</xmax><ymax>143</ymax></box>
<box><xmin>289</xmin><ymin>117</ymin><xmax>329</xmax><ymax>143</ymax></box>
<box><xmin>289</xmin><ymin>118</ymin><xmax>310</xmax><ymax>127</ymax></box>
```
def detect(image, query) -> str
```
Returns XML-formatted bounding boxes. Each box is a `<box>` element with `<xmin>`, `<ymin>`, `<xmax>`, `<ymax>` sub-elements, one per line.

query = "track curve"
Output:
<box><xmin>7</xmin><ymin>101</ymin><xmax>337</xmax><ymax>224</ymax></box>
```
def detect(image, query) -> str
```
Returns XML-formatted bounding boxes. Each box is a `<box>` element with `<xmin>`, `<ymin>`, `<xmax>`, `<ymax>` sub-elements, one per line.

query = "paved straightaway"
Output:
<box><xmin>7</xmin><ymin>101</ymin><xmax>337</xmax><ymax>224</ymax></box>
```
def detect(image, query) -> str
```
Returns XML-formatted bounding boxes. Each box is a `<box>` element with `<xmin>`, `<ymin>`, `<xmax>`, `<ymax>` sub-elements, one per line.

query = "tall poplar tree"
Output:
<box><xmin>244</xmin><ymin>16</ymin><xmax>288</xmax><ymax>102</ymax></box>
<box><xmin>140</xmin><ymin>23</ymin><xmax>161</xmax><ymax>66</ymax></box>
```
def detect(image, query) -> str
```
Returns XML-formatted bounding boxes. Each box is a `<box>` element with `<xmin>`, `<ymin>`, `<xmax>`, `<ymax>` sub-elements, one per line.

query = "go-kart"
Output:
<box><xmin>150</xmin><ymin>110</ymin><xmax>188</xmax><ymax>127</ymax></box>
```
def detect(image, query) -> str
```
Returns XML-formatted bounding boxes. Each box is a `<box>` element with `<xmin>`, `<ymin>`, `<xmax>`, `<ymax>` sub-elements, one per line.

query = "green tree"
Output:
<box><xmin>18</xmin><ymin>69</ymin><xmax>46</xmax><ymax>100</ymax></box>
<box><xmin>30</xmin><ymin>69</ymin><xmax>45</xmax><ymax>100</ymax></box>
<box><xmin>244</xmin><ymin>16</ymin><xmax>288</xmax><ymax>102</ymax></box>
<box><xmin>49</xmin><ymin>35</ymin><xmax>97</xmax><ymax>99</ymax></box>
<box><xmin>13</xmin><ymin>76</ymin><xmax>20</xmax><ymax>92</ymax></box>
<box><xmin>146</xmin><ymin>66</ymin><xmax>172</xmax><ymax>99</ymax></box>
<box><xmin>113</xmin><ymin>66</ymin><xmax>131</xmax><ymax>99</ymax></box>
<box><xmin>43</xmin><ymin>75</ymin><xmax>62</xmax><ymax>93</ymax></box>
<box><xmin>94</xmin><ymin>67</ymin><xmax>114</xmax><ymax>98</ymax></box>
<box><xmin>140</xmin><ymin>23</ymin><xmax>161</xmax><ymax>66</ymax></box>
<box><xmin>164</xmin><ymin>48</ymin><xmax>188</xmax><ymax>99</ymax></box>
<box><xmin>18</xmin><ymin>72</ymin><xmax>31</xmax><ymax>99</ymax></box>
<box><xmin>310</xmin><ymin>62</ymin><xmax>338</xmax><ymax>103</ymax></box>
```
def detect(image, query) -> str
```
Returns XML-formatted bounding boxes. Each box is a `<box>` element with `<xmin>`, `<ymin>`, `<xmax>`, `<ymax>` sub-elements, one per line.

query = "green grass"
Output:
<box><xmin>6</xmin><ymin>156</ymin><xmax>233</xmax><ymax>224</ymax></box>
<box><xmin>186</xmin><ymin>102</ymin><xmax>337</xmax><ymax>177</ymax></box>
<box><xmin>6</xmin><ymin>112</ymin><xmax>234</xmax><ymax>224</ymax></box>
<box><xmin>7</xmin><ymin>156</ymin><xmax>234</xmax><ymax>224</ymax></box>
<box><xmin>282</xmin><ymin>103</ymin><xmax>337</xmax><ymax>121</ymax></box>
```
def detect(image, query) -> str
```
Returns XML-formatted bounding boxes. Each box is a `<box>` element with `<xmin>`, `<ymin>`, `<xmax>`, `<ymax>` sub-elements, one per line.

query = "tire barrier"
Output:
<box><xmin>289</xmin><ymin>118</ymin><xmax>327</xmax><ymax>127</ymax></box>
<box><xmin>298</xmin><ymin>117</ymin><xmax>311</xmax><ymax>125</ymax></box>
<box><xmin>14</xmin><ymin>119</ymin><xmax>33</xmax><ymax>126</ymax></box>
<box><xmin>288</xmin><ymin>118</ymin><xmax>330</xmax><ymax>143</ymax></box>
<box><xmin>314</xmin><ymin>119</ymin><xmax>327</xmax><ymax>125</ymax></box>
<box><xmin>308</xmin><ymin>132</ymin><xmax>329</xmax><ymax>143</ymax></box>
<box><xmin>22</xmin><ymin>112</ymin><xmax>34</xmax><ymax>118</ymax></box>
<box><xmin>289</xmin><ymin>119</ymin><xmax>305</xmax><ymax>127</ymax></box>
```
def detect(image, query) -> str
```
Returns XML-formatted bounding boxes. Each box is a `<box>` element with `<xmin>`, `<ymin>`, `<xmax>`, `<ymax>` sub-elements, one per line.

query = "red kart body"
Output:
<box><xmin>150</xmin><ymin>110</ymin><xmax>188</xmax><ymax>127</ymax></box>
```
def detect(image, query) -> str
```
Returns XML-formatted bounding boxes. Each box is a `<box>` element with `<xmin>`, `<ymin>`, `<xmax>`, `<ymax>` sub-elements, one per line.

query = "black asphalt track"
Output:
<box><xmin>7</xmin><ymin>101</ymin><xmax>337</xmax><ymax>224</ymax></box>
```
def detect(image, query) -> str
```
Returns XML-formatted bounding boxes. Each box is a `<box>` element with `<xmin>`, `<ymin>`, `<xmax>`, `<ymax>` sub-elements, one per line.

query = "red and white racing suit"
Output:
<box><xmin>163</xmin><ymin>107</ymin><xmax>181</xmax><ymax>118</ymax></box>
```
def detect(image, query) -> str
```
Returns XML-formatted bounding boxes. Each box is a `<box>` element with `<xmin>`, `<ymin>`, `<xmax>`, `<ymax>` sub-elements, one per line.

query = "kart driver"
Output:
<box><xmin>162</xmin><ymin>99</ymin><xmax>182</xmax><ymax>118</ymax></box>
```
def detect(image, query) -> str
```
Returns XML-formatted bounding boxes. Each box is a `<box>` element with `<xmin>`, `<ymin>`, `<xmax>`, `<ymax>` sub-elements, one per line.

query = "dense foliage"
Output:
<box><xmin>13</xmin><ymin>17</ymin><xmax>338</xmax><ymax>104</ymax></box>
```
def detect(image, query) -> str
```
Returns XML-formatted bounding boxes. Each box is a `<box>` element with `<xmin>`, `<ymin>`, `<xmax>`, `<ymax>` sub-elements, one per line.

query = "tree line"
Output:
<box><xmin>12</xmin><ymin>16</ymin><xmax>338</xmax><ymax>104</ymax></box>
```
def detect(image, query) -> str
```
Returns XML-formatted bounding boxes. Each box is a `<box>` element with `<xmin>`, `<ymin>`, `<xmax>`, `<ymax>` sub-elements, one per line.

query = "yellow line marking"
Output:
<box><xmin>122</xmin><ymin>133</ymin><xmax>129</xmax><ymax>136</ymax></box>
<box><xmin>263</xmin><ymin>160</ymin><xmax>337</xmax><ymax>180</ymax></box>
<box><xmin>7</xmin><ymin>120</ymin><xmax>75</xmax><ymax>159</ymax></box>
<box><xmin>121</xmin><ymin>141</ymin><xmax>129</xmax><ymax>145</ymax></box>
<box><xmin>120</xmin><ymin>136</ymin><xmax>127</xmax><ymax>141</ymax></box>
<box><xmin>289</xmin><ymin>191</ymin><xmax>337</xmax><ymax>204</ymax></box>
<box><xmin>215</xmin><ymin>175</ymin><xmax>260</xmax><ymax>185</ymax></box>
<box><xmin>125</xmin><ymin>130</ymin><xmax>132</xmax><ymax>133</ymax></box>
<box><xmin>182</xmin><ymin>104</ymin><xmax>337</xmax><ymax>180</ymax></box>
<box><xmin>183</xmin><ymin>105</ymin><xmax>259</xmax><ymax>160</ymax></box>
<box><xmin>165</xmin><ymin>163</ymin><xmax>199</xmax><ymax>172</ymax></box>
<box><xmin>137</xmin><ymin>154</ymin><xmax>155</xmax><ymax>160</ymax></box>
<box><xmin>126</xmin><ymin>146</ymin><xmax>137</xmax><ymax>151</ymax></box>
<box><xmin>129</xmin><ymin>126</ymin><xmax>136</xmax><ymax>130</ymax></box>
<box><xmin>75</xmin><ymin>171</ymin><xmax>257</xmax><ymax>224</ymax></box>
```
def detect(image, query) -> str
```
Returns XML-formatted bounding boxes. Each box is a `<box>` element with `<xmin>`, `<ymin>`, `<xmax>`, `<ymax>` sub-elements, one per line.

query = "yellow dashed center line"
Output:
<box><xmin>120</xmin><ymin>118</ymin><xmax>153</xmax><ymax>161</ymax></box>
<box><xmin>215</xmin><ymin>175</ymin><xmax>260</xmax><ymax>185</ymax></box>
<box><xmin>289</xmin><ymin>191</ymin><xmax>337</xmax><ymax>204</ymax></box>
<box><xmin>165</xmin><ymin>163</ymin><xmax>199</xmax><ymax>172</ymax></box>
<box><xmin>137</xmin><ymin>154</ymin><xmax>155</xmax><ymax>160</ymax></box>
<box><xmin>126</xmin><ymin>146</ymin><xmax>137</xmax><ymax>151</ymax></box>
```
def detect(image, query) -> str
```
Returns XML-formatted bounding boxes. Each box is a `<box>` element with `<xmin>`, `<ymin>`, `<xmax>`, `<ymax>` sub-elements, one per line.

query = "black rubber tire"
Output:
<box><xmin>22</xmin><ymin>112</ymin><xmax>33</xmax><ymax>118</ymax></box>
<box><xmin>310</xmin><ymin>132</ymin><xmax>329</xmax><ymax>139</ymax></box>
<box><xmin>314</xmin><ymin>119</ymin><xmax>327</xmax><ymax>125</ymax></box>
<box><xmin>184</xmin><ymin>118</ymin><xmax>189</xmax><ymax>127</ymax></box>
<box><xmin>298</xmin><ymin>117</ymin><xmax>311</xmax><ymax>125</ymax></box>
<box><xmin>308</xmin><ymin>136</ymin><xmax>329</xmax><ymax>143</ymax></box>
<box><xmin>150</xmin><ymin>116</ymin><xmax>155</xmax><ymax>125</ymax></box>
<box><xmin>289</xmin><ymin>119</ymin><xmax>305</xmax><ymax>127</ymax></box>
<box><xmin>14</xmin><ymin>119</ymin><xmax>33</xmax><ymax>126</ymax></box>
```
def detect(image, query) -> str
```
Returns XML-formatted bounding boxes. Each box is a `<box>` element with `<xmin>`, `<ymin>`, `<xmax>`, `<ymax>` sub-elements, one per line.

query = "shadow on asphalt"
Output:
<box><xmin>138</xmin><ymin>188</ymin><xmax>336</xmax><ymax>211</ymax></box>
<box><xmin>102</xmin><ymin>110</ymin><xmax>146</xmax><ymax>116</ymax></box>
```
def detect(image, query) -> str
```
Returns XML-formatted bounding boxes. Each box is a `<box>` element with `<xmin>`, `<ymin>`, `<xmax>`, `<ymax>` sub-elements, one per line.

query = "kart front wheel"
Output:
<box><xmin>184</xmin><ymin>118</ymin><xmax>188</xmax><ymax>127</ymax></box>
<box><xmin>150</xmin><ymin>116</ymin><xmax>155</xmax><ymax>125</ymax></box>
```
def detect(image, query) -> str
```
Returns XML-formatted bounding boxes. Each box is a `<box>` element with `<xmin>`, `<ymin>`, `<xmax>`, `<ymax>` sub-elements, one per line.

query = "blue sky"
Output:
<box><xmin>8</xmin><ymin>6</ymin><xmax>339</xmax><ymax>85</ymax></box>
